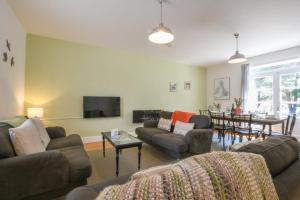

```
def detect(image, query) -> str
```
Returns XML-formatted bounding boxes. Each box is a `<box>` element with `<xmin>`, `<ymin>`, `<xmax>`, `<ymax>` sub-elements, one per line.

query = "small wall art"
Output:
<box><xmin>184</xmin><ymin>81</ymin><xmax>191</xmax><ymax>90</ymax></box>
<box><xmin>214</xmin><ymin>77</ymin><xmax>230</xmax><ymax>100</ymax></box>
<box><xmin>2</xmin><ymin>39</ymin><xmax>15</xmax><ymax>67</ymax></box>
<box><xmin>169</xmin><ymin>82</ymin><xmax>177</xmax><ymax>92</ymax></box>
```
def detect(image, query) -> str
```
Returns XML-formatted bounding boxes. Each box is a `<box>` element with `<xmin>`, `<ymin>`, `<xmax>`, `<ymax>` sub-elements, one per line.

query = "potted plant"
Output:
<box><xmin>234</xmin><ymin>98</ymin><xmax>242</xmax><ymax>115</ymax></box>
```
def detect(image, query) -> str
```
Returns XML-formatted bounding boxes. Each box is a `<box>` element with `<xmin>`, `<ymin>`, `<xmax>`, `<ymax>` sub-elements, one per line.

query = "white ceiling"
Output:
<box><xmin>8</xmin><ymin>0</ymin><xmax>300</xmax><ymax>66</ymax></box>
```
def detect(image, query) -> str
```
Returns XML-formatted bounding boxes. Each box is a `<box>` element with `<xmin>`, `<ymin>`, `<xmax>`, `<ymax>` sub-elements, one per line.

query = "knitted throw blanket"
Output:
<box><xmin>96</xmin><ymin>152</ymin><xmax>279</xmax><ymax>200</ymax></box>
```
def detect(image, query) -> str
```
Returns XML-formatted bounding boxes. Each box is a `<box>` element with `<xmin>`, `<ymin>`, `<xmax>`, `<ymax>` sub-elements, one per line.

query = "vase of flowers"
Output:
<box><xmin>213</xmin><ymin>102</ymin><xmax>221</xmax><ymax>112</ymax></box>
<box><xmin>234</xmin><ymin>98</ymin><xmax>242</xmax><ymax>115</ymax></box>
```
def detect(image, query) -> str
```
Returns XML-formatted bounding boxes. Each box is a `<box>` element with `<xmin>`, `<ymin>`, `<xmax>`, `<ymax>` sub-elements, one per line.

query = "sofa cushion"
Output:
<box><xmin>189</xmin><ymin>115</ymin><xmax>211</xmax><ymax>129</ymax></box>
<box><xmin>228</xmin><ymin>139</ymin><xmax>261</xmax><ymax>151</ymax></box>
<box><xmin>152</xmin><ymin>134</ymin><xmax>188</xmax><ymax>153</ymax></box>
<box><xmin>47</xmin><ymin>134</ymin><xmax>83</xmax><ymax>150</ymax></box>
<box><xmin>0</xmin><ymin>123</ymin><xmax>16</xmax><ymax>158</ymax></box>
<box><xmin>32</xmin><ymin>117</ymin><xmax>51</xmax><ymax>147</ymax></box>
<box><xmin>171</xmin><ymin>111</ymin><xmax>194</xmax><ymax>125</ymax></box>
<box><xmin>236</xmin><ymin>136</ymin><xmax>300</xmax><ymax>176</ymax></box>
<box><xmin>136</xmin><ymin>127</ymin><xmax>169</xmax><ymax>143</ymax></box>
<box><xmin>159</xmin><ymin>111</ymin><xmax>173</xmax><ymax>119</ymax></box>
<box><xmin>157</xmin><ymin>118</ymin><xmax>172</xmax><ymax>131</ymax></box>
<box><xmin>273</xmin><ymin>159</ymin><xmax>300</xmax><ymax>200</ymax></box>
<box><xmin>173</xmin><ymin>121</ymin><xmax>194</xmax><ymax>136</ymax></box>
<box><xmin>58</xmin><ymin>146</ymin><xmax>92</xmax><ymax>183</ymax></box>
<box><xmin>9</xmin><ymin>119</ymin><xmax>45</xmax><ymax>155</ymax></box>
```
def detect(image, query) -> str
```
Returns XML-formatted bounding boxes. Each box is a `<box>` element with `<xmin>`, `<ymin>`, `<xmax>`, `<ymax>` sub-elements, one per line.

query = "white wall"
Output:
<box><xmin>25</xmin><ymin>35</ymin><xmax>207</xmax><ymax>137</ymax></box>
<box><xmin>0</xmin><ymin>0</ymin><xmax>26</xmax><ymax>118</ymax></box>
<box><xmin>207</xmin><ymin>46</ymin><xmax>300</xmax><ymax>108</ymax></box>
<box><xmin>207</xmin><ymin>46</ymin><xmax>300</xmax><ymax>136</ymax></box>
<box><xmin>207</xmin><ymin>62</ymin><xmax>242</xmax><ymax>109</ymax></box>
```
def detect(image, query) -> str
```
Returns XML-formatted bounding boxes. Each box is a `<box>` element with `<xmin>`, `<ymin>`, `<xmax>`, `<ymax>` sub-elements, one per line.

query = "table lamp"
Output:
<box><xmin>27</xmin><ymin>108</ymin><xmax>44</xmax><ymax>118</ymax></box>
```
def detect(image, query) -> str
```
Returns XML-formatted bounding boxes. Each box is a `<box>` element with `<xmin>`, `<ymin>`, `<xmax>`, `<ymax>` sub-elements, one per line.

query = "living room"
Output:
<box><xmin>1</xmin><ymin>0</ymin><xmax>300</xmax><ymax>199</ymax></box>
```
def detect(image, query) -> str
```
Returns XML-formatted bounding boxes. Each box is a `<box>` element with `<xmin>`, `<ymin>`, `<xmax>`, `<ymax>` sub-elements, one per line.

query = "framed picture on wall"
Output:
<box><xmin>184</xmin><ymin>81</ymin><xmax>191</xmax><ymax>90</ymax></box>
<box><xmin>169</xmin><ymin>82</ymin><xmax>177</xmax><ymax>92</ymax></box>
<box><xmin>214</xmin><ymin>77</ymin><xmax>230</xmax><ymax>100</ymax></box>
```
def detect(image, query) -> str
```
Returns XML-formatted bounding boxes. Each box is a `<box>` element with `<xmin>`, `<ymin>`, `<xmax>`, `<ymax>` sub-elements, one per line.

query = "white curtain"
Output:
<box><xmin>241</xmin><ymin>64</ymin><xmax>250</xmax><ymax>112</ymax></box>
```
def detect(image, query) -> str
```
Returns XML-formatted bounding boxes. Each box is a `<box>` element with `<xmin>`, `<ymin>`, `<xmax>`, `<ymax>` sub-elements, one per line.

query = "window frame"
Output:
<box><xmin>250</xmin><ymin>59</ymin><xmax>300</xmax><ymax>116</ymax></box>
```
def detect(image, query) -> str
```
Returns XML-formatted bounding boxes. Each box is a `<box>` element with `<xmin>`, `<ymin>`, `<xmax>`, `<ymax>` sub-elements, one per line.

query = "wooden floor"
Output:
<box><xmin>84</xmin><ymin>141</ymin><xmax>112</xmax><ymax>152</ymax></box>
<box><xmin>83</xmin><ymin>132</ymin><xmax>263</xmax><ymax>152</ymax></box>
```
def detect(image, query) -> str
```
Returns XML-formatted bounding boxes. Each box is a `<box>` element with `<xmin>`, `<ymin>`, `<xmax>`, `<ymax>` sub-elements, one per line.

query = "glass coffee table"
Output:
<box><xmin>101</xmin><ymin>130</ymin><xmax>143</xmax><ymax>176</ymax></box>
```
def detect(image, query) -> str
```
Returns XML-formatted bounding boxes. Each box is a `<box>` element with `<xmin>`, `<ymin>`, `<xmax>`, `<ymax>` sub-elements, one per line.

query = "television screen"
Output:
<box><xmin>83</xmin><ymin>96</ymin><xmax>120</xmax><ymax>118</ymax></box>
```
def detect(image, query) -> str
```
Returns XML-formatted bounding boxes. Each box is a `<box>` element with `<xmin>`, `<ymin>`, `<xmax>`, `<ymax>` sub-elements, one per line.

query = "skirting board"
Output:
<box><xmin>81</xmin><ymin>136</ymin><xmax>102</xmax><ymax>144</ymax></box>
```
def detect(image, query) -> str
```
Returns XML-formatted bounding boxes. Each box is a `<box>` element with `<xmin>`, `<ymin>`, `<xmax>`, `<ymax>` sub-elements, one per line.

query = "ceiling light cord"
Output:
<box><xmin>235</xmin><ymin>33</ymin><xmax>239</xmax><ymax>52</ymax></box>
<box><xmin>160</xmin><ymin>0</ymin><xmax>163</xmax><ymax>24</ymax></box>
<box><xmin>228</xmin><ymin>33</ymin><xmax>247</xmax><ymax>64</ymax></box>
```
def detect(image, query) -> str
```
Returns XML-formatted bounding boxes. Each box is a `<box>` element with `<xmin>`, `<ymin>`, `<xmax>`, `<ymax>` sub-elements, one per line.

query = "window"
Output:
<box><xmin>280</xmin><ymin>73</ymin><xmax>300</xmax><ymax>116</ymax></box>
<box><xmin>253</xmin><ymin>76</ymin><xmax>273</xmax><ymax>113</ymax></box>
<box><xmin>249</xmin><ymin>59</ymin><xmax>300</xmax><ymax>117</ymax></box>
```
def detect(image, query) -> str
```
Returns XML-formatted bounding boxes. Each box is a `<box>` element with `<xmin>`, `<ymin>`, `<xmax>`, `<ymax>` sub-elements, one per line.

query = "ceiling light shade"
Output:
<box><xmin>148</xmin><ymin>23</ymin><xmax>174</xmax><ymax>44</ymax></box>
<box><xmin>149</xmin><ymin>0</ymin><xmax>174</xmax><ymax>44</ymax></box>
<box><xmin>228</xmin><ymin>51</ymin><xmax>247</xmax><ymax>64</ymax></box>
<box><xmin>228</xmin><ymin>33</ymin><xmax>247</xmax><ymax>64</ymax></box>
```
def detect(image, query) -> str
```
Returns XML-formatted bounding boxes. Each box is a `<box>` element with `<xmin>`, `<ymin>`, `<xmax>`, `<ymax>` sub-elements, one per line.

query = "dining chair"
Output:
<box><xmin>199</xmin><ymin>109</ymin><xmax>210</xmax><ymax>116</ymax></box>
<box><xmin>270</xmin><ymin>114</ymin><xmax>297</xmax><ymax>136</ymax></box>
<box><xmin>209</xmin><ymin>111</ymin><xmax>232</xmax><ymax>149</ymax></box>
<box><xmin>232</xmin><ymin>114</ymin><xmax>260</xmax><ymax>143</ymax></box>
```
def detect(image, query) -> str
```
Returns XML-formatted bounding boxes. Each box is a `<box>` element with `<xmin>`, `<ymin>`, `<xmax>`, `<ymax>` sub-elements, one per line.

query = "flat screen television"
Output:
<box><xmin>83</xmin><ymin>96</ymin><xmax>120</xmax><ymax>118</ymax></box>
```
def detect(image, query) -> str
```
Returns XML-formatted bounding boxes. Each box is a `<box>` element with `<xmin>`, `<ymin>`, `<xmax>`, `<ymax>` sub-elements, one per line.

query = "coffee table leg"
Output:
<box><xmin>138</xmin><ymin>145</ymin><xmax>142</xmax><ymax>170</ymax></box>
<box><xmin>102</xmin><ymin>135</ymin><xmax>105</xmax><ymax>157</ymax></box>
<box><xmin>282</xmin><ymin>121</ymin><xmax>285</xmax><ymax>135</ymax></box>
<box><xmin>116</xmin><ymin>148</ymin><xmax>120</xmax><ymax>176</ymax></box>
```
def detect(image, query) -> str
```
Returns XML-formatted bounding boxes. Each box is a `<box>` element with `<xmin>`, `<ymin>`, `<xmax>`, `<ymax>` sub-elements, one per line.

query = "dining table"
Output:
<box><xmin>210</xmin><ymin>113</ymin><xmax>287</xmax><ymax>136</ymax></box>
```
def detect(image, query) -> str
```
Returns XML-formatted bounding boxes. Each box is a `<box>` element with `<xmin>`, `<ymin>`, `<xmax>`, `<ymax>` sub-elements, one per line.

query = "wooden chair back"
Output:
<box><xmin>199</xmin><ymin>109</ymin><xmax>210</xmax><ymax>116</ymax></box>
<box><xmin>232</xmin><ymin>114</ymin><xmax>253</xmax><ymax>131</ymax></box>
<box><xmin>285</xmin><ymin>114</ymin><xmax>297</xmax><ymax>136</ymax></box>
<box><xmin>209</xmin><ymin>111</ymin><xmax>226</xmax><ymax>129</ymax></box>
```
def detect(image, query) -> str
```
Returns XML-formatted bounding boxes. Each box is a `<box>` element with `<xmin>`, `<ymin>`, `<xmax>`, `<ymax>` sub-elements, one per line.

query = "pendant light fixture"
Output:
<box><xmin>228</xmin><ymin>33</ymin><xmax>247</xmax><ymax>64</ymax></box>
<box><xmin>148</xmin><ymin>0</ymin><xmax>174</xmax><ymax>44</ymax></box>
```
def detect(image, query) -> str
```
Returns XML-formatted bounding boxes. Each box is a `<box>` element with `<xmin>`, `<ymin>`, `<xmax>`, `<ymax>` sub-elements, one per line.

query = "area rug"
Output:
<box><xmin>87</xmin><ymin>134</ymin><xmax>226</xmax><ymax>184</ymax></box>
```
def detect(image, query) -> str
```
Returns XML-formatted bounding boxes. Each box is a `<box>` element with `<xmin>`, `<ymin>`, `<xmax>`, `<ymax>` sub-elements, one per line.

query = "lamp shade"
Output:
<box><xmin>228</xmin><ymin>51</ymin><xmax>247</xmax><ymax>64</ymax></box>
<box><xmin>148</xmin><ymin>23</ymin><xmax>174</xmax><ymax>44</ymax></box>
<box><xmin>27</xmin><ymin>108</ymin><xmax>44</xmax><ymax>118</ymax></box>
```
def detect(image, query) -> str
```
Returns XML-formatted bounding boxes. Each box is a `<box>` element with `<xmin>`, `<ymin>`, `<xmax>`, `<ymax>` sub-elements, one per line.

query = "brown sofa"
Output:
<box><xmin>233</xmin><ymin>135</ymin><xmax>300</xmax><ymax>200</ymax></box>
<box><xmin>136</xmin><ymin>111</ymin><xmax>214</xmax><ymax>158</ymax></box>
<box><xmin>66</xmin><ymin>135</ymin><xmax>300</xmax><ymax>200</ymax></box>
<box><xmin>0</xmin><ymin>122</ymin><xmax>91</xmax><ymax>200</ymax></box>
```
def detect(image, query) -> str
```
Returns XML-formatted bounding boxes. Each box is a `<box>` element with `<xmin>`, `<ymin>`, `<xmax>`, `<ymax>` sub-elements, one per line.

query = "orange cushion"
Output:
<box><xmin>171</xmin><ymin>111</ymin><xmax>195</xmax><ymax>125</ymax></box>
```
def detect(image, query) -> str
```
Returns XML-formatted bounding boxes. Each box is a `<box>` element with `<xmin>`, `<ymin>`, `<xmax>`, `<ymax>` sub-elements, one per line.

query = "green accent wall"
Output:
<box><xmin>25</xmin><ymin>34</ymin><xmax>207</xmax><ymax>137</ymax></box>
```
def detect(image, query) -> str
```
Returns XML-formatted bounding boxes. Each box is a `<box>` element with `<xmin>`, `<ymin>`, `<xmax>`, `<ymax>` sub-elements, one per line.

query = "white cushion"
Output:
<box><xmin>173</xmin><ymin>121</ymin><xmax>194</xmax><ymax>136</ymax></box>
<box><xmin>32</xmin><ymin>117</ymin><xmax>50</xmax><ymax>147</ymax></box>
<box><xmin>9</xmin><ymin>119</ymin><xmax>45</xmax><ymax>156</ymax></box>
<box><xmin>157</xmin><ymin>118</ymin><xmax>172</xmax><ymax>131</ymax></box>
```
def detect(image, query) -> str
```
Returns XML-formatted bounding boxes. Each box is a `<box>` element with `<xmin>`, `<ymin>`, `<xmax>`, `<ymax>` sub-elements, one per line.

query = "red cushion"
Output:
<box><xmin>171</xmin><ymin>111</ymin><xmax>195</xmax><ymax>125</ymax></box>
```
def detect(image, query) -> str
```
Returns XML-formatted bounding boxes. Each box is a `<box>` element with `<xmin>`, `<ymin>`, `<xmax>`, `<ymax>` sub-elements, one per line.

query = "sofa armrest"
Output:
<box><xmin>66</xmin><ymin>174</ymin><xmax>131</xmax><ymax>200</ymax></box>
<box><xmin>184</xmin><ymin>129</ymin><xmax>213</xmax><ymax>154</ymax></box>
<box><xmin>0</xmin><ymin>151</ymin><xmax>70</xmax><ymax>200</ymax></box>
<box><xmin>143</xmin><ymin>120</ymin><xmax>159</xmax><ymax>128</ymax></box>
<box><xmin>46</xmin><ymin>126</ymin><xmax>66</xmax><ymax>139</ymax></box>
